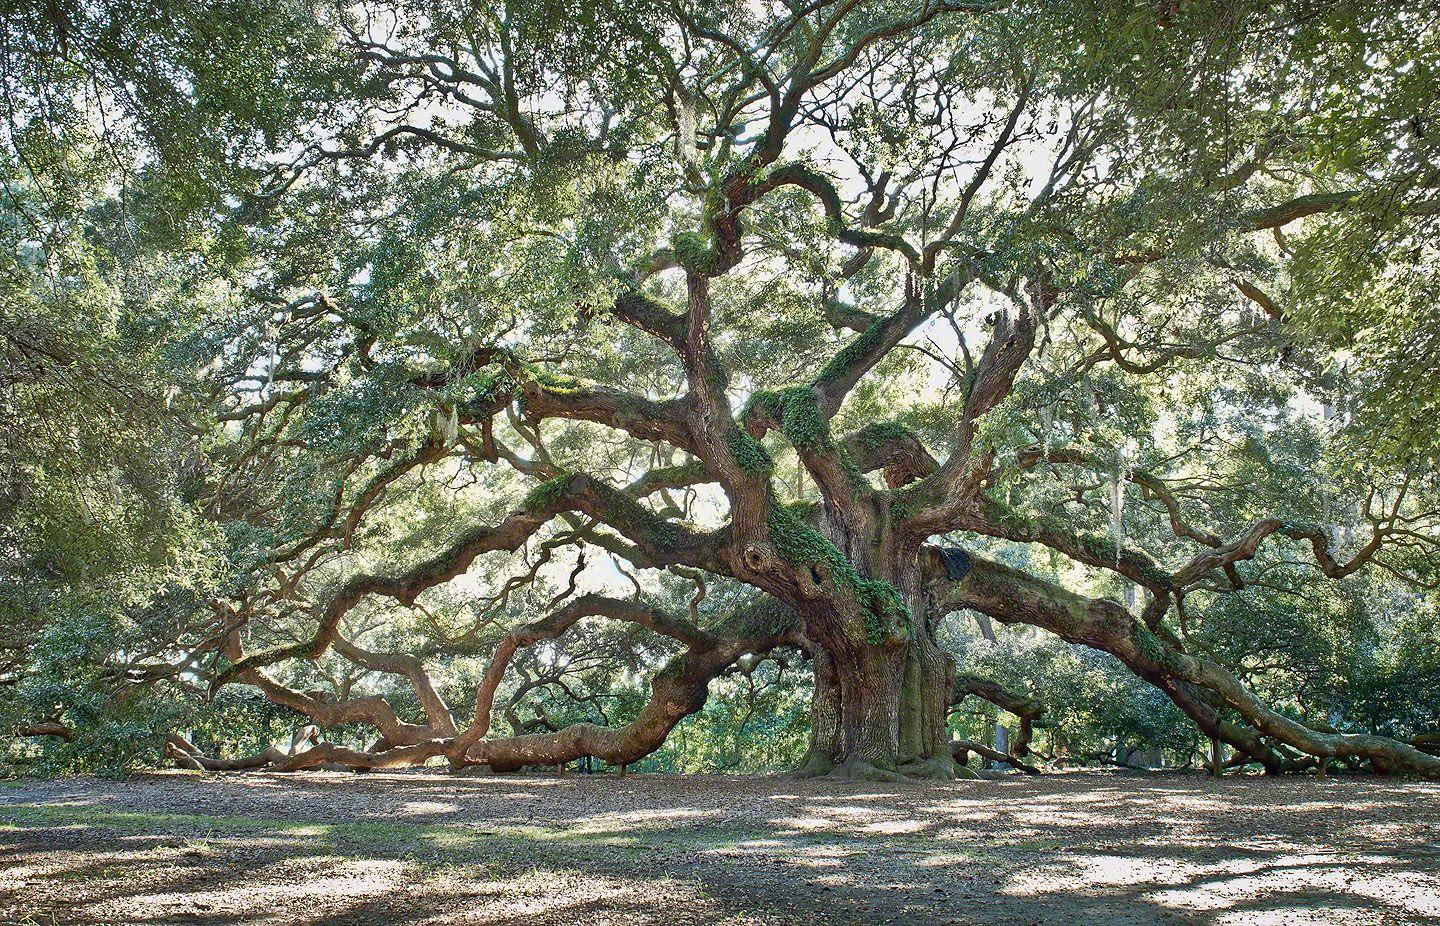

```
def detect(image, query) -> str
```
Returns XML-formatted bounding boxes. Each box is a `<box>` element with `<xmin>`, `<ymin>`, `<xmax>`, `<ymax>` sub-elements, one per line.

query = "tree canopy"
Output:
<box><xmin>4</xmin><ymin>0</ymin><xmax>1439</xmax><ymax>779</ymax></box>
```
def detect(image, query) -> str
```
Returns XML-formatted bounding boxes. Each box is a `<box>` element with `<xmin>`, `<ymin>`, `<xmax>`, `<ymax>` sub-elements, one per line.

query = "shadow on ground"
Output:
<box><xmin>2</xmin><ymin>770</ymin><xmax>1438</xmax><ymax>925</ymax></box>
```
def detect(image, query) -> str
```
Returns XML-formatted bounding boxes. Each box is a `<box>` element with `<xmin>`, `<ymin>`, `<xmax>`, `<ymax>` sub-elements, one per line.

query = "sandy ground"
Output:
<box><xmin>1</xmin><ymin>769</ymin><xmax>1437</xmax><ymax>926</ymax></box>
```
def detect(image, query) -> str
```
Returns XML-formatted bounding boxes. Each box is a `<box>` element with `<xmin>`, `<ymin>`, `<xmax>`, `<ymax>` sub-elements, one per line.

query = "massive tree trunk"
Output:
<box><xmin>799</xmin><ymin>629</ymin><xmax>956</xmax><ymax>780</ymax></box>
<box><xmin>835</xmin><ymin>643</ymin><xmax>904</xmax><ymax>771</ymax></box>
<box><xmin>791</xmin><ymin>521</ymin><xmax>957</xmax><ymax>780</ymax></box>
<box><xmin>797</xmin><ymin>650</ymin><xmax>842</xmax><ymax>776</ymax></box>
<box><xmin>896</xmin><ymin>616</ymin><xmax>958</xmax><ymax>776</ymax></box>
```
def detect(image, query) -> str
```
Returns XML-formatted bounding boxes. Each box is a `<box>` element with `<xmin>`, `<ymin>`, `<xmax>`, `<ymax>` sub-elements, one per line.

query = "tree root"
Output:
<box><xmin>824</xmin><ymin>760</ymin><xmax>910</xmax><ymax>783</ymax></box>
<box><xmin>896</xmin><ymin>755</ymin><xmax>967</xmax><ymax>780</ymax></box>
<box><xmin>791</xmin><ymin>752</ymin><xmax>835</xmax><ymax>779</ymax></box>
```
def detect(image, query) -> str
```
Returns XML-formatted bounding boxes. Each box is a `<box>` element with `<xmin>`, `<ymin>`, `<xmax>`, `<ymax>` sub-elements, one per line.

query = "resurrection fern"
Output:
<box><xmin>765</xmin><ymin>496</ymin><xmax>911</xmax><ymax>645</ymax></box>
<box><xmin>816</xmin><ymin>317</ymin><xmax>888</xmax><ymax>386</ymax></box>
<box><xmin>528</xmin><ymin>366</ymin><xmax>586</xmax><ymax>396</ymax></box>
<box><xmin>856</xmin><ymin>420</ymin><xmax>917</xmax><ymax>451</ymax></box>
<box><xmin>887</xmin><ymin>482</ymin><xmax>928</xmax><ymax>522</ymax></box>
<box><xmin>727</xmin><ymin>426</ymin><xmax>775</xmax><ymax>476</ymax></box>
<box><xmin>778</xmin><ymin>386</ymin><xmax>830</xmax><ymax>451</ymax></box>
<box><xmin>1131</xmin><ymin>625</ymin><xmax>1187</xmax><ymax>673</ymax></box>
<box><xmin>743</xmin><ymin>386</ymin><xmax>832</xmax><ymax>451</ymax></box>
<box><xmin>523</xmin><ymin>474</ymin><xmax>575</xmax><ymax>514</ymax></box>
<box><xmin>672</xmin><ymin>230</ymin><xmax>722</xmax><ymax>275</ymax></box>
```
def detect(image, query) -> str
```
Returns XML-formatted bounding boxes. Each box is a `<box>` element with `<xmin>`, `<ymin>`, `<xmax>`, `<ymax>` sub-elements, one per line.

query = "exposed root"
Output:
<box><xmin>791</xmin><ymin>752</ymin><xmax>835</xmax><ymax>779</ymax></box>
<box><xmin>827</xmin><ymin>760</ymin><xmax>909</xmax><ymax>783</ymax></box>
<box><xmin>896</xmin><ymin>755</ymin><xmax>961</xmax><ymax>780</ymax></box>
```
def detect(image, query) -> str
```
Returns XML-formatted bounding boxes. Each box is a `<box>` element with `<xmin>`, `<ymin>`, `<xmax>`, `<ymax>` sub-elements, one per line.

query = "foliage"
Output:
<box><xmin>3</xmin><ymin>0</ymin><xmax>1439</xmax><ymax>777</ymax></box>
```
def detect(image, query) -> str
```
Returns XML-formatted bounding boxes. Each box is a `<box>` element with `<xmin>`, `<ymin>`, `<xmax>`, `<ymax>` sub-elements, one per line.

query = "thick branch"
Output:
<box><xmin>456</xmin><ymin>595</ymin><xmax>800</xmax><ymax>767</ymax></box>
<box><xmin>333</xmin><ymin>635</ymin><xmax>457</xmax><ymax>736</ymax></box>
<box><xmin>933</xmin><ymin>550</ymin><xmax>1440</xmax><ymax>778</ymax></box>
<box><xmin>217</xmin><ymin>474</ymin><xmax>723</xmax><ymax>685</ymax></box>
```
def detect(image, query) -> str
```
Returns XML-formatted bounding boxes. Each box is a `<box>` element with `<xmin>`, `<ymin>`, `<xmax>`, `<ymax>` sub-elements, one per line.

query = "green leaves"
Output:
<box><xmin>5</xmin><ymin>0</ymin><xmax>1439</xmax><ymax>775</ymax></box>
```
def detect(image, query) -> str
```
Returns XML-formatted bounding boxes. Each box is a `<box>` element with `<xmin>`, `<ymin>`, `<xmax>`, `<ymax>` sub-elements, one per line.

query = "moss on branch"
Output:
<box><xmin>523</xmin><ymin>473</ymin><xmax>576</xmax><ymax>514</ymax></box>
<box><xmin>672</xmin><ymin>230</ymin><xmax>723</xmax><ymax>276</ymax></box>
<box><xmin>765</xmin><ymin>496</ymin><xmax>910</xmax><ymax>645</ymax></box>
<box><xmin>856</xmin><ymin>420</ymin><xmax>918</xmax><ymax>451</ymax></box>
<box><xmin>816</xmin><ymin>317</ymin><xmax>890</xmax><ymax>389</ymax></box>
<box><xmin>1130</xmin><ymin>624</ymin><xmax>1187</xmax><ymax>673</ymax></box>
<box><xmin>744</xmin><ymin>385</ymin><xmax>831</xmax><ymax>452</ymax></box>
<box><xmin>887</xmin><ymin>482</ymin><xmax>930</xmax><ymax>521</ymax></box>
<box><xmin>529</xmin><ymin>367</ymin><xmax>586</xmax><ymax>396</ymax></box>
<box><xmin>727</xmin><ymin>426</ymin><xmax>775</xmax><ymax>476</ymax></box>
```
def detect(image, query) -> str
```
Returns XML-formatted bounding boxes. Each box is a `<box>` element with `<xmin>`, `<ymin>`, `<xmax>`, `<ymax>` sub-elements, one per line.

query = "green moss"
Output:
<box><xmin>776</xmin><ymin>386</ymin><xmax>830</xmax><ymax>451</ymax></box>
<box><xmin>523</xmin><ymin>473</ymin><xmax>574</xmax><ymax>514</ymax></box>
<box><xmin>530</xmin><ymin>475</ymin><xmax>683</xmax><ymax>548</ymax></box>
<box><xmin>1134</xmin><ymin>560</ymin><xmax>1174</xmax><ymax>591</ymax></box>
<box><xmin>766</xmin><ymin>500</ymin><xmax>849</xmax><ymax>575</ymax></box>
<box><xmin>1132</xmin><ymin>625</ymin><xmax>1186</xmax><ymax>672</ymax></box>
<box><xmin>743</xmin><ymin>387</ymin><xmax>857</xmax><ymax>493</ymax></box>
<box><xmin>635</xmin><ymin>461</ymin><xmax>709</xmax><ymax>493</ymax></box>
<box><xmin>1072</xmin><ymin>531</ymin><xmax>1172</xmax><ymax>589</ymax></box>
<box><xmin>856</xmin><ymin>421</ymin><xmax>917</xmax><ymax>451</ymax></box>
<box><xmin>727</xmin><ymin>426</ymin><xmax>775</xmax><ymax>476</ymax></box>
<box><xmin>609</xmin><ymin>496</ymin><xmax>682</xmax><ymax>550</ymax></box>
<box><xmin>740</xmin><ymin>389</ymin><xmax>780</xmax><ymax>423</ymax></box>
<box><xmin>856</xmin><ymin>579</ymin><xmax>909</xmax><ymax>645</ymax></box>
<box><xmin>743</xmin><ymin>386</ymin><xmax>834</xmax><ymax>451</ymax></box>
<box><xmin>700</xmin><ymin>184</ymin><xmax>724</xmax><ymax>215</ymax></box>
<box><xmin>765</xmin><ymin>495</ymin><xmax>910</xmax><ymax>645</ymax></box>
<box><xmin>817</xmin><ymin>317</ymin><xmax>888</xmax><ymax>386</ymax></box>
<box><xmin>836</xmin><ymin>446</ymin><xmax>870</xmax><ymax>492</ymax></box>
<box><xmin>528</xmin><ymin>366</ymin><xmax>586</xmax><ymax>396</ymax></box>
<box><xmin>1079</xmin><ymin>531</ymin><xmax>1118</xmax><ymax>562</ymax></box>
<box><xmin>672</xmin><ymin>230</ymin><xmax>721</xmax><ymax>275</ymax></box>
<box><xmin>887</xmin><ymin>482</ymin><xmax>929</xmax><ymax>521</ymax></box>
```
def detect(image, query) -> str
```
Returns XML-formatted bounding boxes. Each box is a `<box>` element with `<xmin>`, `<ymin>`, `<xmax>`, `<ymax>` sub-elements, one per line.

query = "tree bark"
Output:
<box><xmin>795</xmin><ymin>649</ymin><xmax>841</xmax><ymax>777</ymax></box>
<box><xmin>896</xmin><ymin>620</ymin><xmax>958</xmax><ymax>777</ymax></box>
<box><xmin>794</xmin><ymin>544</ymin><xmax>958</xmax><ymax>780</ymax></box>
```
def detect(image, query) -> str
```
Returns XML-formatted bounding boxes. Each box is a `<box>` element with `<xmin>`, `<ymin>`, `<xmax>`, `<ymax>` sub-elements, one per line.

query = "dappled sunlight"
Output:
<box><xmin>5</xmin><ymin>771</ymin><xmax>1440</xmax><ymax>925</ymax></box>
<box><xmin>397</xmin><ymin>799</ymin><xmax>463</xmax><ymax>817</ymax></box>
<box><xmin>779</xmin><ymin>846</ymin><xmax>854</xmax><ymax>870</ymax></box>
<box><xmin>560</xmin><ymin>804</ymin><xmax>725</xmax><ymax>835</ymax></box>
<box><xmin>773</xmin><ymin>814</ymin><xmax>840</xmax><ymax>832</ymax></box>
<box><xmin>1004</xmin><ymin>850</ymin><xmax>1190</xmax><ymax>893</ymax></box>
<box><xmin>1153</xmin><ymin>858</ymin><xmax>1440</xmax><ymax>921</ymax></box>
<box><xmin>859</xmin><ymin>818</ymin><xmax>930</xmax><ymax>835</ymax></box>
<box><xmin>127</xmin><ymin>857</ymin><xmax>410</xmax><ymax>917</ymax></box>
<box><xmin>997</xmin><ymin>842</ymin><xmax>1440</xmax><ymax>924</ymax></box>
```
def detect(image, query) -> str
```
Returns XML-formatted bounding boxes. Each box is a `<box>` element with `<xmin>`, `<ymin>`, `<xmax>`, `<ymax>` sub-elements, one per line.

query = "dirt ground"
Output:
<box><xmin>1</xmin><ymin>769</ymin><xmax>1437</xmax><ymax>926</ymax></box>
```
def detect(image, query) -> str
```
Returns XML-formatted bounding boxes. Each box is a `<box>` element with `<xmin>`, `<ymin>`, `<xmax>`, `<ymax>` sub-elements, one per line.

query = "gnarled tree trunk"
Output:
<box><xmin>793</xmin><ymin>530</ymin><xmax>957</xmax><ymax>780</ymax></box>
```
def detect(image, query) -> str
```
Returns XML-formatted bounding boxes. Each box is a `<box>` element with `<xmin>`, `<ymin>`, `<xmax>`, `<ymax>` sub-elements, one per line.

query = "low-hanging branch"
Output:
<box><xmin>934</xmin><ymin>549</ymin><xmax>1440</xmax><ymax>779</ymax></box>
<box><xmin>204</xmin><ymin>589</ymin><xmax>801</xmax><ymax>774</ymax></box>
<box><xmin>214</xmin><ymin>472</ymin><xmax>727</xmax><ymax>687</ymax></box>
